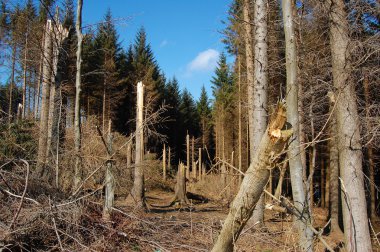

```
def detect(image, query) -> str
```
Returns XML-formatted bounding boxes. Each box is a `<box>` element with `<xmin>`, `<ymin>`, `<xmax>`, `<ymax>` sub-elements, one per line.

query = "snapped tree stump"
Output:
<box><xmin>172</xmin><ymin>163</ymin><xmax>189</xmax><ymax>206</ymax></box>
<box><xmin>211</xmin><ymin>103</ymin><xmax>292</xmax><ymax>252</ymax></box>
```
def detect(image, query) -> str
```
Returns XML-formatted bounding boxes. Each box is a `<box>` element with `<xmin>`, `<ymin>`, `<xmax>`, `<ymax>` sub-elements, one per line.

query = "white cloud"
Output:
<box><xmin>187</xmin><ymin>49</ymin><xmax>219</xmax><ymax>72</ymax></box>
<box><xmin>160</xmin><ymin>39</ymin><xmax>168</xmax><ymax>47</ymax></box>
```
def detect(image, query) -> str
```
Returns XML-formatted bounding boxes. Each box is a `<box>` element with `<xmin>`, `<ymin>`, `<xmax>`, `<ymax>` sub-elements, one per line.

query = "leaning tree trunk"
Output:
<box><xmin>36</xmin><ymin>20</ymin><xmax>53</xmax><ymax>178</ymax></box>
<box><xmin>328</xmin><ymin>0</ymin><xmax>372</xmax><ymax>250</ymax></box>
<box><xmin>73</xmin><ymin>0</ymin><xmax>83</xmax><ymax>190</ymax></box>
<box><xmin>211</xmin><ymin>104</ymin><xmax>292</xmax><ymax>252</ymax></box>
<box><xmin>251</xmin><ymin>0</ymin><xmax>269</xmax><ymax>225</ymax></box>
<box><xmin>130</xmin><ymin>81</ymin><xmax>145</xmax><ymax>209</ymax></box>
<box><xmin>282</xmin><ymin>1</ymin><xmax>314</xmax><ymax>250</ymax></box>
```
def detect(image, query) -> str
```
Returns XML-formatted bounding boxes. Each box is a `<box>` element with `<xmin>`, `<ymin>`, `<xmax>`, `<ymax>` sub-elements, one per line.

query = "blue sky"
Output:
<box><xmin>83</xmin><ymin>1</ymin><xmax>232</xmax><ymax>100</ymax></box>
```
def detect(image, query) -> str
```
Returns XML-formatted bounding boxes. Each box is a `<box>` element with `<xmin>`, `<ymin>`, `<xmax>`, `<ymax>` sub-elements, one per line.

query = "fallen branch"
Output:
<box><xmin>8</xmin><ymin>159</ymin><xmax>30</xmax><ymax>231</ymax></box>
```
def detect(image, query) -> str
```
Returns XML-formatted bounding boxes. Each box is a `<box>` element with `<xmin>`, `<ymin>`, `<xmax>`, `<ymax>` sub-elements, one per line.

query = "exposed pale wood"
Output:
<box><xmin>103</xmin><ymin>120</ymin><xmax>115</xmax><ymax>221</ymax></box>
<box><xmin>211</xmin><ymin>104</ymin><xmax>291</xmax><ymax>252</ymax></box>
<box><xmin>186</xmin><ymin>134</ymin><xmax>190</xmax><ymax>179</ymax></box>
<box><xmin>198</xmin><ymin>148</ymin><xmax>202</xmax><ymax>180</ymax></box>
<box><xmin>130</xmin><ymin>81</ymin><xmax>146</xmax><ymax>209</ymax></box>
<box><xmin>173</xmin><ymin>163</ymin><xmax>189</xmax><ymax>205</ymax></box>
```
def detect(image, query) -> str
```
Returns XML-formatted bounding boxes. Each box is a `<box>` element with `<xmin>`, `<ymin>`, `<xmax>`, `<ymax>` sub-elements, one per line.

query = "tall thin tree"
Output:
<box><xmin>328</xmin><ymin>0</ymin><xmax>372</xmax><ymax>250</ymax></box>
<box><xmin>73</xmin><ymin>0</ymin><xmax>83</xmax><ymax>189</ymax></box>
<box><xmin>282</xmin><ymin>0</ymin><xmax>314</xmax><ymax>250</ymax></box>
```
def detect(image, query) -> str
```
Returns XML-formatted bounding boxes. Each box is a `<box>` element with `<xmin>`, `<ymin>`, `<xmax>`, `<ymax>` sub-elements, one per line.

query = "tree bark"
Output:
<box><xmin>163</xmin><ymin>144</ymin><xmax>166</xmax><ymax>181</ymax></box>
<box><xmin>130</xmin><ymin>81</ymin><xmax>145</xmax><ymax>209</ymax></box>
<box><xmin>73</xmin><ymin>0</ymin><xmax>83</xmax><ymax>190</ymax></box>
<box><xmin>36</xmin><ymin>20</ymin><xmax>53</xmax><ymax>178</ymax></box>
<box><xmin>127</xmin><ymin>140</ymin><xmax>133</xmax><ymax>180</ymax></box>
<box><xmin>327</xmin><ymin>92</ymin><xmax>342</xmax><ymax>234</ymax></box>
<box><xmin>22</xmin><ymin>34</ymin><xmax>28</xmax><ymax>119</ymax></box>
<box><xmin>282</xmin><ymin>1</ymin><xmax>314</xmax><ymax>250</ymax></box>
<box><xmin>173</xmin><ymin>163</ymin><xmax>189</xmax><ymax>205</ymax></box>
<box><xmin>328</xmin><ymin>0</ymin><xmax>372</xmax><ymax>250</ymax></box>
<box><xmin>274</xmin><ymin>160</ymin><xmax>288</xmax><ymax>199</ymax></box>
<box><xmin>363</xmin><ymin>71</ymin><xmax>377</xmax><ymax>221</ymax></box>
<box><xmin>186</xmin><ymin>134</ymin><xmax>190</xmax><ymax>179</ymax></box>
<box><xmin>103</xmin><ymin>121</ymin><xmax>115</xmax><ymax>221</ymax></box>
<box><xmin>251</xmin><ymin>0</ymin><xmax>269</xmax><ymax>225</ymax></box>
<box><xmin>211</xmin><ymin>104</ymin><xmax>291</xmax><ymax>252</ymax></box>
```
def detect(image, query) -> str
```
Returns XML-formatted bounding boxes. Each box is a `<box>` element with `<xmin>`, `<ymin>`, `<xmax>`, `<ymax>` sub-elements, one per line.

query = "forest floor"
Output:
<box><xmin>111</xmin><ymin>186</ymin><xmax>377</xmax><ymax>252</ymax></box>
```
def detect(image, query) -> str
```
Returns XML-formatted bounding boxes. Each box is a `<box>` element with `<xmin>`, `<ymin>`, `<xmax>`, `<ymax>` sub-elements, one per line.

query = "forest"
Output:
<box><xmin>0</xmin><ymin>0</ymin><xmax>379</xmax><ymax>251</ymax></box>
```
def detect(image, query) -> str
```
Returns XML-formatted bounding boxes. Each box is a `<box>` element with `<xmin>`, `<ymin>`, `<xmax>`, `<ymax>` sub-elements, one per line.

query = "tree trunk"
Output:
<box><xmin>168</xmin><ymin>147</ymin><xmax>171</xmax><ymax>172</ymax></box>
<box><xmin>173</xmin><ymin>163</ymin><xmax>189</xmax><ymax>205</ymax></box>
<box><xmin>211</xmin><ymin>104</ymin><xmax>291</xmax><ymax>252</ymax></box>
<box><xmin>274</xmin><ymin>160</ymin><xmax>288</xmax><ymax>199</ymax></box>
<box><xmin>243</xmin><ymin>0</ymin><xmax>254</xmax><ymax>165</ymax></box>
<box><xmin>282</xmin><ymin>1</ymin><xmax>314</xmax><ymax>250</ymax></box>
<box><xmin>237</xmin><ymin>56</ymin><xmax>242</xmax><ymax>185</ymax></box>
<box><xmin>192</xmin><ymin>136</ymin><xmax>196</xmax><ymax>179</ymax></box>
<box><xmin>36</xmin><ymin>20</ymin><xmax>53</xmax><ymax>178</ymax></box>
<box><xmin>130</xmin><ymin>81</ymin><xmax>145</xmax><ymax>209</ymax></box>
<box><xmin>363</xmin><ymin>71</ymin><xmax>377</xmax><ymax>221</ymax></box>
<box><xmin>73</xmin><ymin>0</ymin><xmax>83</xmax><ymax>190</ymax></box>
<box><xmin>251</xmin><ymin>0</ymin><xmax>269</xmax><ymax>225</ymax></box>
<box><xmin>22</xmin><ymin>34</ymin><xmax>28</xmax><ymax>120</ymax></box>
<box><xmin>328</xmin><ymin>0</ymin><xmax>372</xmax><ymax>250</ymax></box>
<box><xmin>127</xmin><ymin>140</ymin><xmax>133</xmax><ymax>180</ymax></box>
<box><xmin>327</xmin><ymin>92</ymin><xmax>342</xmax><ymax>234</ymax></box>
<box><xmin>163</xmin><ymin>144</ymin><xmax>166</xmax><ymax>181</ymax></box>
<box><xmin>198</xmin><ymin>148</ymin><xmax>202</xmax><ymax>181</ymax></box>
<box><xmin>186</xmin><ymin>134</ymin><xmax>190</xmax><ymax>179</ymax></box>
<box><xmin>103</xmin><ymin>121</ymin><xmax>115</xmax><ymax>221</ymax></box>
<box><xmin>8</xmin><ymin>43</ymin><xmax>16</xmax><ymax>126</ymax></box>
<box><xmin>34</xmin><ymin>51</ymin><xmax>43</xmax><ymax>120</ymax></box>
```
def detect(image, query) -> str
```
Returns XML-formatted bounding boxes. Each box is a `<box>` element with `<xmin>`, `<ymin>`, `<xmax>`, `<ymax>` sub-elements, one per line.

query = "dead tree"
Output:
<box><xmin>162</xmin><ymin>144</ymin><xmax>166</xmax><ymax>181</ymax></box>
<box><xmin>103</xmin><ymin>121</ymin><xmax>115</xmax><ymax>221</ymax></box>
<box><xmin>130</xmin><ymin>81</ymin><xmax>145</xmax><ymax>209</ymax></box>
<box><xmin>172</xmin><ymin>163</ymin><xmax>189</xmax><ymax>205</ymax></box>
<box><xmin>282</xmin><ymin>0</ymin><xmax>314</xmax><ymax>250</ymax></box>
<box><xmin>211</xmin><ymin>104</ymin><xmax>292</xmax><ymax>252</ymax></box>
<box><xmin>73</xmin><ymin>0</ymin><xmax>83</xmax><ymax>190</ymax></box>
<box><xmin>36</xmin><ymin>20</ymin><xmax>53</xmax><ymax>178</ymax></box>
<box><xmin>328</xmin><ymin>0</ymin><xmax>372</xmax><ymax>250</ymax></box>
<box><xmin>186</xmin><ymin>134</ymin><xmax>190</xmax><ymax>179</ymax></box>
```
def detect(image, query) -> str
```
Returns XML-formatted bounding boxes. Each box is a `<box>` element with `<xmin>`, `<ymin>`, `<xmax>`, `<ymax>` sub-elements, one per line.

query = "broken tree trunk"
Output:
<box><xmin>173</xmin><ymin>163</ymin><xmax>189</xmax><ymax>205</ymax></box>
<box><xmin>274</xmin><ymin>160</ymin><xmax>288</xmax><ymax>199</ymax></box>
<box><xmin>192</xmin><ymin>136</ymin><xmax>196</xmax><ymax>179</ymax></box>
<box><xmin>211</xmin><ymin>104</ymin><xmax>292</xmax><ymax>252</ymax></box>
<box><xmin>130</xmin><ymin>81</ymin><xmax>145</xmax><ymax>209</ymax></box>
<box><xmin>186</xmin><ymin>134</ymin><xmax>190</xmax><ymax>179</ymax></box>
<box><xmin>198</xmin><ymin>148</ymin><xmax>202</xmax><ymax>181</ymax></box>
<box><xmin>103</xmin><ymin>121</ymin><xmax>115</xmax><ymax>221</ymax></box>
<box><xmin>163</xmin><ymin>144</ymin><xmax>166</xmax><ymax>181</ymax></box>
